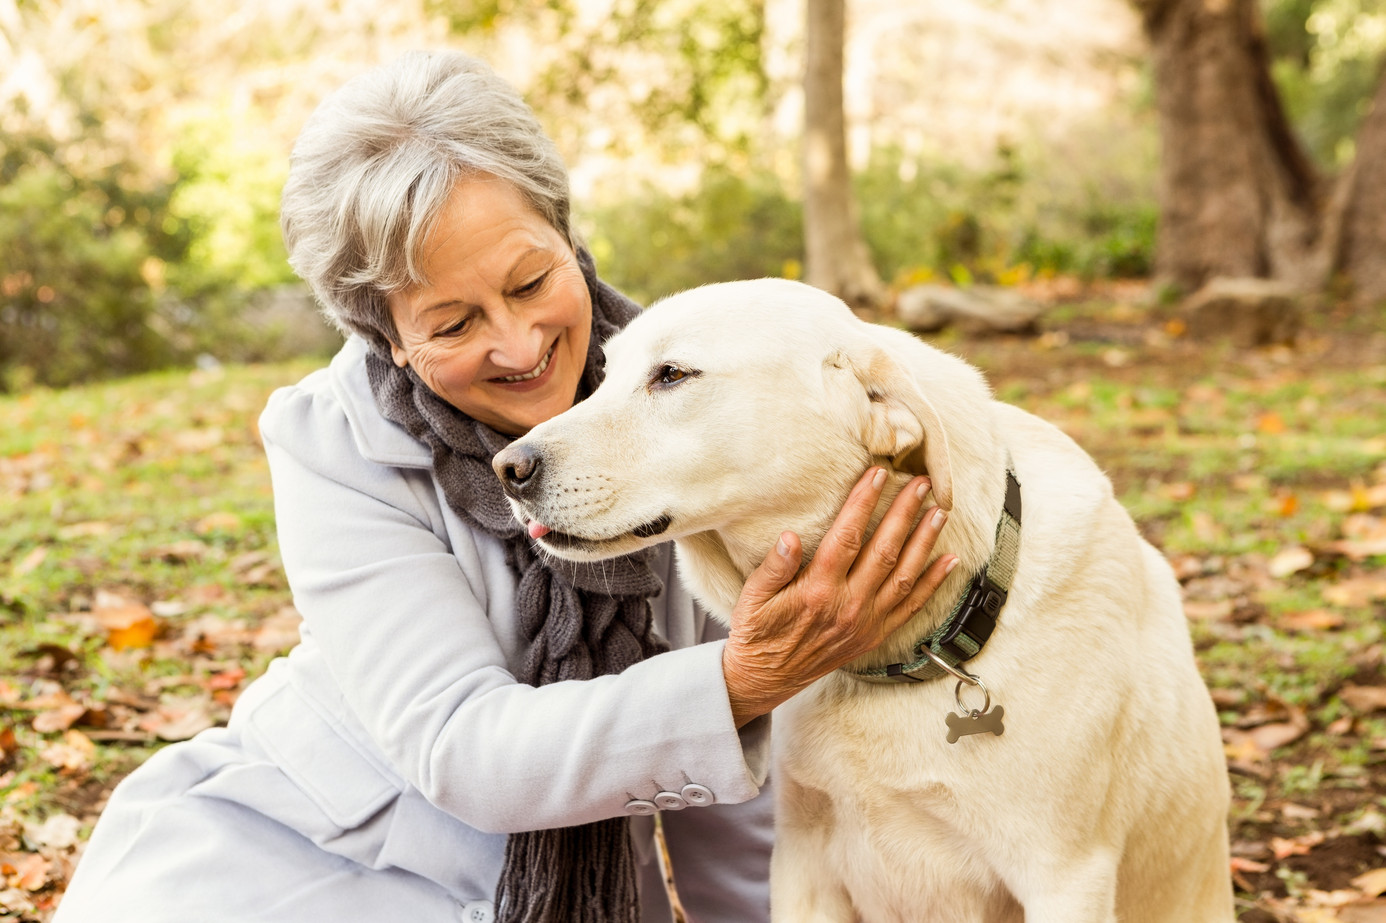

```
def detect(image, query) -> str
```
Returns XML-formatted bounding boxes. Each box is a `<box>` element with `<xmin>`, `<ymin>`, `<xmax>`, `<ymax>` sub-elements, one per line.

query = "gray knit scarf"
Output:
<box><xmin>365</xmin><ymin>250</ymin><xmax>667</xmax><ymax>923</ymax></box>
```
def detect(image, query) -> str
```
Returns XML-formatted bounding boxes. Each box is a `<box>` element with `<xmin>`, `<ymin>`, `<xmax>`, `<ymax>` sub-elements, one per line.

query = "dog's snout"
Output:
<box><xmin>494</xmin><ymin>443</ymin><xmax>541</xmax><ymax>499</ymax></box>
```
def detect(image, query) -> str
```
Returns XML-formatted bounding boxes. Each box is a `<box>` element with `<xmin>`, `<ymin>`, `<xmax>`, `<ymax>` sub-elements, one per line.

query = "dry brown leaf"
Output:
<box><xmin>1339</xmin><ymin>899</ymin><xmax>1386</xmax><ymax>923</ymax></box>
<box><xmin>138</xmin><ymin>696</ymin><xmax>216</xmax><ymax>742</ymax></box>
<box><xmin>1271</xmin><ymin>830</ymin><xmax>1325</xmax><ymax>859</ymax></box>
<box><xmin>144</xmin><ymin>540</ymin><xmax>212</xmax><ymax>564</ymax></box>
<box><xmin>28</xmin><ymin>689</ymin><xmax>86</xmax><ymax>734</ymax></box>
<box><xmin>1184</xmin><ymin>599</ymin><xmax>1235</xmax><ymax>621</ymax></box>
<box><xmin>11</xmin><ymin>546</ymin><xmax>47</xmax><ymax>577</ymax></box>
<box><xmin>1340</xmin><ymin>685</ymin><xmax>1386</xmax><ymax>714</ymax></box>
<box><xmin>94</xmin><ymin>602</ymin><xmax>159</xmax><ymax>651</ymax></box>
<box><xmin>1324</xmin><ymin>576</ymin><xmax>1386</xmax><ymax>608</ymax></box>
<box><xmin>1355</xmin><ymin>869</ymin><xmax>1386</xmax><ymax>899</ymax></box>
<box><xmin>1269</xmin><ymin>545</ymin><xmax>1315</xmax><ymax>578</ymax></box>
<box><xmin>252</xmin><ymin>607</ymin><xmax>302</xmax><ymax>652</ymax></box>
<box><xmin>194</xmin><ymin>511</ymin><xmax>243</xmax><ymax>535</ymax></box>
<box><xmin>4</xmin><ymin>853</ymin><xmax>50</xmax><ymax>891</ymax></box>
<box><xmin>38</xmin><ymin>730</ymin><xmax>95</xmax><ymax>772</ymax></box>
<box><xmin>1278</xmin><ymin>609</ymin><xmax>1345</xmax><ymax>631</ymax></box>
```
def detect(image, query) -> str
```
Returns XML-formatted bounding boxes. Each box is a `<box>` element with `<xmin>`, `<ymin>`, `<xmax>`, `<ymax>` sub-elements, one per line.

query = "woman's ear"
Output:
<box><xmin>390</xmin><ymin>340</ymin><xmax>410</xmax><ymax>368</ymax></box>
<box><xmin>835</xmin><ymin>345</ymin><xmax>954</xmax><ymax>511</ymax></box>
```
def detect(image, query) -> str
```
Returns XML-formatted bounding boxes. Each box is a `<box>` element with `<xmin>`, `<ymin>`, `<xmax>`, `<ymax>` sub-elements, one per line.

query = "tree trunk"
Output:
<box><xmin>1134</xmin><ymin>0</ymin><xmax>1326</xmax><ymax>292</ymax></box>
<box><xmin>1334</xmin><ymin>70</ymin><xmax>1386</xmax><ymax>305</ymax></box>
<box><xmin>803</xmin><ymin>0</ymin><xmax>884</xmax><ymax>310</ymax></box>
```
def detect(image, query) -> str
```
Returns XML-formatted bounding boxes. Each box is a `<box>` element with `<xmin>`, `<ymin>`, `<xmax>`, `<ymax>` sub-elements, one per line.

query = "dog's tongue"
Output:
<box><xmin>527</xmin><ymin>521</ymin><xmax>551</xmax><ymax>540</ymax></box>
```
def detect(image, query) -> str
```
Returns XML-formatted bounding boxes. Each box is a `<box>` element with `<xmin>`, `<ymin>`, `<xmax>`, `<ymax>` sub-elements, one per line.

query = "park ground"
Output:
<box><xmin>1</xmin><ymin>283</ymin><xmax>1384</xmax><ymax>920</ymax></box>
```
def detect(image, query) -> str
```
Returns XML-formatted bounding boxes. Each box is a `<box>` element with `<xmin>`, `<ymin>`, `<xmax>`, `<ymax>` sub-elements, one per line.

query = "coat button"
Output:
<box><xmin>680</xmin><ymin>783</ymin><xmax>715</xmax><ymax>806</ymax></box>
<box><xmin>624</xmin><ymin>799</ymin><xmax>658</xmax><ymax>815</ymax></box>
<box><xmin>654</xmin><ymin>791</ymin><xmax>687</xmax><ymax>811</ymax></box>
<box><xmin>460</xmin><ymin>901</ymin><xmax>495</xmax><ymax>923</ymax></box>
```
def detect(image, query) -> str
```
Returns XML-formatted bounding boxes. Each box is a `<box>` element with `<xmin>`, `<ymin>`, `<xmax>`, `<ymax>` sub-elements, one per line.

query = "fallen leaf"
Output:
<box><xmin>194</xmin><ymin>511</ymin><xmax>243</xmax><ymax>535</ymax></box>
<box><xmin>1355</xmin><ymin>868</ymin><xmax>1386</xmax><ymax>899</ymax></box>
<box><xmin>56</xmin><ymin>521</ymin><xmax>112</xmax><ymax>540</ymax></box>
<box><xmin>1271</xmin><ymin>830</ymin><xmax>1325</xmax><ymax>859</ymax></box>
<box><xmin>144</xmin><ymin>540</ymin><xmax>212</xmax><ymax>564</ymax></box>
<box><xmin>28</xmin><ymin>688</ymin><xmax>86</xmax><ymax>734</ymax></box>
<box><xmin>1324</xmin><ymin>576</ymin><xmax>1386</xmax><ymax>608</ymax></box>
<box><xmin>1258</xmin><ymin>412</ymin><xmax>1287</xmax><ymax>434</ymax></box>
<box><xmin>11</xmin><ymin>546</ymin><xmax>47</xmax><ymax>577</ymax></box>
<box><xmin>1185</xmin><ymin>599</ymin><xmax>1235</xmax><ymax>621</ymax></box>
<box><xmin>1230</xmin><ymin>856</ymin><xmax>1271</xmax><ymax>874</ymax></box>
<box><xmin>5</xmin><ymin>853</ymin><xmax>50</xmax><ymax>891</ymax></box>
<box><xmin>94</xmin><ymin>602</ymin><xmax>159</xmax><ymax>651</ymax></box>
<box><xmin>1339</xmin><ymin>899</ymin><xmax>1386</xmax><ymax>923</ymax></box>
<box><xmin>24</xmin><ymin>813</ymin><xmax>80</xmax><ymax>851</ymax></box>
<box><xmin>1275</xmin><ymin>492</ymin><xmax>1300</xmax><ymax>517</ymax></box>
<box><xmin>39</xmin><ymin>730</ymin><xmax>95</xmax><ymax>772</ymax></box>
<box><xmin>138</xmin><ymin>696</ymin><xmax>216</xmax><ymax>741</ymax></box>
<box><xmin>252</xmin><ymin>607</ymin><xmax>302</xmax><ymax>652</ymax></box>
<box><xmin>1340</xmin><ymin>685</ymin><xmax>1386</xmax><ymax>714</ymax></box>
<box><xmin>1278</xmin><ymin>609</ymin><xmax>1345</xmax><ymax>631</ymax></box>
<box><xmin>1161</xmin><ymin>481</ymin><xmax>1197</xmax><ymax>501</ymax></box>
<box><xmin>1269</xmin><ymin>545</ymin><xmax>1315</xmax><ymax>578</ymax></box>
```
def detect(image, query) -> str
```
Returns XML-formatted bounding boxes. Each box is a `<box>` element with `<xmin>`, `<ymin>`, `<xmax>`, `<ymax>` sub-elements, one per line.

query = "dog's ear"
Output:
<box><xmin>831</xmin><ymin>346</ymin><xmax>953</xmax><ymax>511</ymax></box>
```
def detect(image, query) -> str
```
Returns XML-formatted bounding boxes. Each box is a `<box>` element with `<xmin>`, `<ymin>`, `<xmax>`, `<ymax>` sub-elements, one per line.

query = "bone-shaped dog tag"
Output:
<box><xmin>945</xmin><ymin>706</ymin><xmax>1005</xmax><ymax>743</ymax></box>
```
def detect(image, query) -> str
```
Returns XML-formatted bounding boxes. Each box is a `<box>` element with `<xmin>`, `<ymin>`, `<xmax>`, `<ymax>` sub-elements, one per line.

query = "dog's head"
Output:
<box><xmin>491</xmin><ymin>280</ymin><xmax>967</xmax><ymax>588</ymax></box>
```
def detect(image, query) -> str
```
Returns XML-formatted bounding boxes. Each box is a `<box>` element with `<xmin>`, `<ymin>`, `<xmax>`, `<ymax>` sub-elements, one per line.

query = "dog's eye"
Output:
<box><xmin>651</xmin><ymin>364</ymin><xmax>698</xmax><ymax>389</ymax></box>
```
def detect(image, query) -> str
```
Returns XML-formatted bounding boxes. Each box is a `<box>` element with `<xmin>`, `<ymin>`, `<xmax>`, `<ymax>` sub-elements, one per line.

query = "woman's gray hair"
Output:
<box><xmin>280</xmin><ymin>50</ymin><xmax>575</xmax><ymax>351</ymax></box>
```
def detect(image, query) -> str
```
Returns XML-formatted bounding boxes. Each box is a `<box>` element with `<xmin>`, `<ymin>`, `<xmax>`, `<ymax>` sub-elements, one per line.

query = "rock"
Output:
<box><xmin>1180</xmin><ymin>277</ymin><xmax>1303</xmax><ymax>347</ymax></box>
<box><xmin>895</xmin><ymin>284</ymin><xmax>1044</xmax><ymax>335</ymax></box>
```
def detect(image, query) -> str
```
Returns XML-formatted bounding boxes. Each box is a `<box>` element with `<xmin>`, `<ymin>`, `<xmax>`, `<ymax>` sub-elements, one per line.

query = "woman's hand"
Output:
<box><xmin>722</xmin><ymin>467</ymin><xmax>957</xmax><ymax>727</ymax></box>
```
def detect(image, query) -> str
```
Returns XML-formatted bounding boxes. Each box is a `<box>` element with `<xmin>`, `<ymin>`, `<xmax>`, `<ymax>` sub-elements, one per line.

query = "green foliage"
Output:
<box><xmin>584</xmin><ymin>164</ymin><xmax>803</xmax><ymax>305</ymax></box>
<box><xmin>0</xmin><ymin>130</ymin><xmax>186</xmax><ymax>390</ymax></box>
<box><xmin>1264</xmin><ymin>0</ymin><xmax>1386</xmax><ymax>168</ymax></box>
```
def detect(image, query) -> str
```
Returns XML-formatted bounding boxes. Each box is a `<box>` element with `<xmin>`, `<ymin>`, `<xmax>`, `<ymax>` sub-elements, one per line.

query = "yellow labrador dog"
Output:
<box><xmin>493</xmin><ymin>279</ymin><xmax>1234</xmax><ymax>922</ymax></box>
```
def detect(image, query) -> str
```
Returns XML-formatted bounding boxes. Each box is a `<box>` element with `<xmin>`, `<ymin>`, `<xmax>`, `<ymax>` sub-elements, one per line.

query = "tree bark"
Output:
<box><xmin>803</xmin><ymin>0</ymin><xmax>884</xmax><ymax>310</ymax></box>
<box><xmin>1334</xmin><ymin>70</ymin><xmax>1386</xmax><ymax>304</ymax></box>
<box><xmin>1134</xmin><ymin>0</ymin><xmax>1326</xmax><ymax>292</ymax></box>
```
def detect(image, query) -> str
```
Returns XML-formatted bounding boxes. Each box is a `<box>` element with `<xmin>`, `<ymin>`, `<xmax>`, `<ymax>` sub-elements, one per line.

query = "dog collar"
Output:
<box><xmin>848</xmin><ymin>466</ymin><xmax>1021</xmax><ymax>685</ymax></box>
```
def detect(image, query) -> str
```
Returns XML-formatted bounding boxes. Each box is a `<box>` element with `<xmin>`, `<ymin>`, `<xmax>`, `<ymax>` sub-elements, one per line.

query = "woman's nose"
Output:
<box><xmin>487</xmin><ymin>316</ymin><xmax>545</xmax><ymax>373</ymax></box>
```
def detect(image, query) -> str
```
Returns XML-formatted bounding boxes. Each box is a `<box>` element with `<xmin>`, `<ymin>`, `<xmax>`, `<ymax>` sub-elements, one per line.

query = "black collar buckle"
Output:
<box><xmin>932</xmin><ymin>571</ymin><xmax>1006</xmax><ymax>663</ymax></box>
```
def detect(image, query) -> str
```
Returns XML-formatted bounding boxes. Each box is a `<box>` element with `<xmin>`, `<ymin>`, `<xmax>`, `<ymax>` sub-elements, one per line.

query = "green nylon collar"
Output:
<box><xmin>848</xmin><ymin>466</ymin><xmax>1022</xmax><ymax>685</ymax></box>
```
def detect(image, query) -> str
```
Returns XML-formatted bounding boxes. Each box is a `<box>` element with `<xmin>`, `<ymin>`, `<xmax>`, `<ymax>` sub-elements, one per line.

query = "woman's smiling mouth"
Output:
<box><xmin>495</xmin><ymin>341</ymin><xmax>556</xmax><ymax>384</ymax></box>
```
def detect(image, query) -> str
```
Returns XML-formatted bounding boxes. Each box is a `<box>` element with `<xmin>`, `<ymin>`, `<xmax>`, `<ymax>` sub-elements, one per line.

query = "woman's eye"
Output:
<box><xmin>437</xmin><ymin>316</ymin><xmax>472</xmax><ymax>338</ymax></box>
<box><xmin>512</xmin><ymin>275</ymin><xmax>546</xmax><ymax>297</ymax></box>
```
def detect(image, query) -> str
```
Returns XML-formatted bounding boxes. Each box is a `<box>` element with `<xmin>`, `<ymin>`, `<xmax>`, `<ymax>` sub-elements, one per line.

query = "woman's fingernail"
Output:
<box><xmin>945</xmin><ymin>556</ymin><xmax>959</xmax><ymax>574</ymax></box>
<box><xmin>915</xmin><ymin>477</ymin><xmax>931</xmax><ymax>500</ymax></box>
<box><xmin>777</xmin><ymin>535</ymin><xmax>791</xmax><ymax>557</ymax></box>
<box><xmin>933</xmin><ymin>508</ymin><xmax>947</xmax><ymax>528</ymax></box>
<box><xmin>872</xmin><ymin>468</ymin><xmax>887</xmax><ymax>489</ymax></box>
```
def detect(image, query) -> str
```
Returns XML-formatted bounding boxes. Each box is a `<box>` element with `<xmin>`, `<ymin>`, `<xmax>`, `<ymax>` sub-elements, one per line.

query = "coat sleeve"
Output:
<box><xmin>657</xmin><ymin>616</ymin><xmax>773</xmax><ymax>923</ymax></box>
<box><xmin>259</xmin><ymin>380</ymin><xmax>769</xmax><ymax>836</ymax></box>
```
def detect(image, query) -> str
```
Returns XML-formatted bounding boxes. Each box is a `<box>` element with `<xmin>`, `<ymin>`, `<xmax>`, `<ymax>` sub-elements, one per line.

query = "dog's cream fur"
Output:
<box><xmin>495</xmin><ymin>279</ymin><xmax>1234</xmax><ymax>922</ymax></box>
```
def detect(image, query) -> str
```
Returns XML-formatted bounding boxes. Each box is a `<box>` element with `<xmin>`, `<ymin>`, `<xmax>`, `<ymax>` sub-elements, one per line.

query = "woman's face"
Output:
<box><xmin>387</xmin><ymin>177</ymin><xmax>592</xmax><ymax>436</ymax></box>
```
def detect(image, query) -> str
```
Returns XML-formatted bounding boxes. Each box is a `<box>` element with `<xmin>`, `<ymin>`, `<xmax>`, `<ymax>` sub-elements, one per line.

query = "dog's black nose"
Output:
<box><xmin>494</xmin><ymin>443</ymin><xmax>541</xmax><ymax>499</ymax></box>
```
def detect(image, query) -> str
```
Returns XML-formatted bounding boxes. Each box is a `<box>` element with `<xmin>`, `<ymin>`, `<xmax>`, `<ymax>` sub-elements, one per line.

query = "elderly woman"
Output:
<box><xmin>54</xmin><ymin>51</ymin><xmax>954</xmax><ymax>923</ymax></box>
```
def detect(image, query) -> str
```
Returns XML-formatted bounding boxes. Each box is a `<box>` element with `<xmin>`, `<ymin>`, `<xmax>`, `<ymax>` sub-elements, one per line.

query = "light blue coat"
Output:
<box><xmin>55</xmin><ymin>337</ymin><xmax>774</xmax><ymax>922</ymax></box>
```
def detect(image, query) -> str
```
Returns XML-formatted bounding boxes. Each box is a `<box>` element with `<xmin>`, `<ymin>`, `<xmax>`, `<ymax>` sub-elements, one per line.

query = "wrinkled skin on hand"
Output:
<box><xmin>722</xmin><ymin>468</ymin><xmax>956</xmax><ymax>726</ymax></box>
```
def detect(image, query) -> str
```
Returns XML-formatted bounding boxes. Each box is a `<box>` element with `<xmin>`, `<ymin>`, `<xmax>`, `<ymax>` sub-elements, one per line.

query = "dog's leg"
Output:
<box><xmin>770</xmin><ymin>777</ymin><xmax>855</xmax><ymax>922</ymax></box>
<box><xmin>769</xmin><ymin>834</ymin><xmax>855</xmax><ymax>923</ymax></box>
<box><xmin>1011</xmin><ymin>852</ymin><xmax>1119</xmax><ymax>923</ymax></box>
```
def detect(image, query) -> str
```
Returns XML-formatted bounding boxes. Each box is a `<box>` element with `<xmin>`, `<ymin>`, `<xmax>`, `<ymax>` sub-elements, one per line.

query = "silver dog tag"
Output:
<box><xmin>945</xmin><ymin>705</ymin><xmax>1005</xmax><ymax>744</ymax></box>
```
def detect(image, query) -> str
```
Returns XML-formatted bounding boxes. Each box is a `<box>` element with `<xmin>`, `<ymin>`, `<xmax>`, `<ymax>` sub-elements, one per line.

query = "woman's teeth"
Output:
<box><xmin>498</xmin><ymin>344</ymin><xmax>555</xmax><ymax>383</ymax></box>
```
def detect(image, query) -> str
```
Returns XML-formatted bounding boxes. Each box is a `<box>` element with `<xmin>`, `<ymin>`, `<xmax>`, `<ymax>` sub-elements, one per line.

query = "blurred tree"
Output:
<box><xmin>802</xmin><ymin>0</ymin><xmax>884</xmax><ymax>310</ymax></box>
<box><xmin>1132</xmin><ymin>0</ymin><xmax>1386</xmax><ymax>303</ymax></box>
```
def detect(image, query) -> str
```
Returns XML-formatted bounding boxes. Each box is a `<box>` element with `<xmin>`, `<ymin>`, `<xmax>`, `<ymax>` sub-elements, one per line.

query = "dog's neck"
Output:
<box><xmin>674</xmin><ymin>456</ymin><xmax>1007</xmax><ymax>675</ymax></box>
